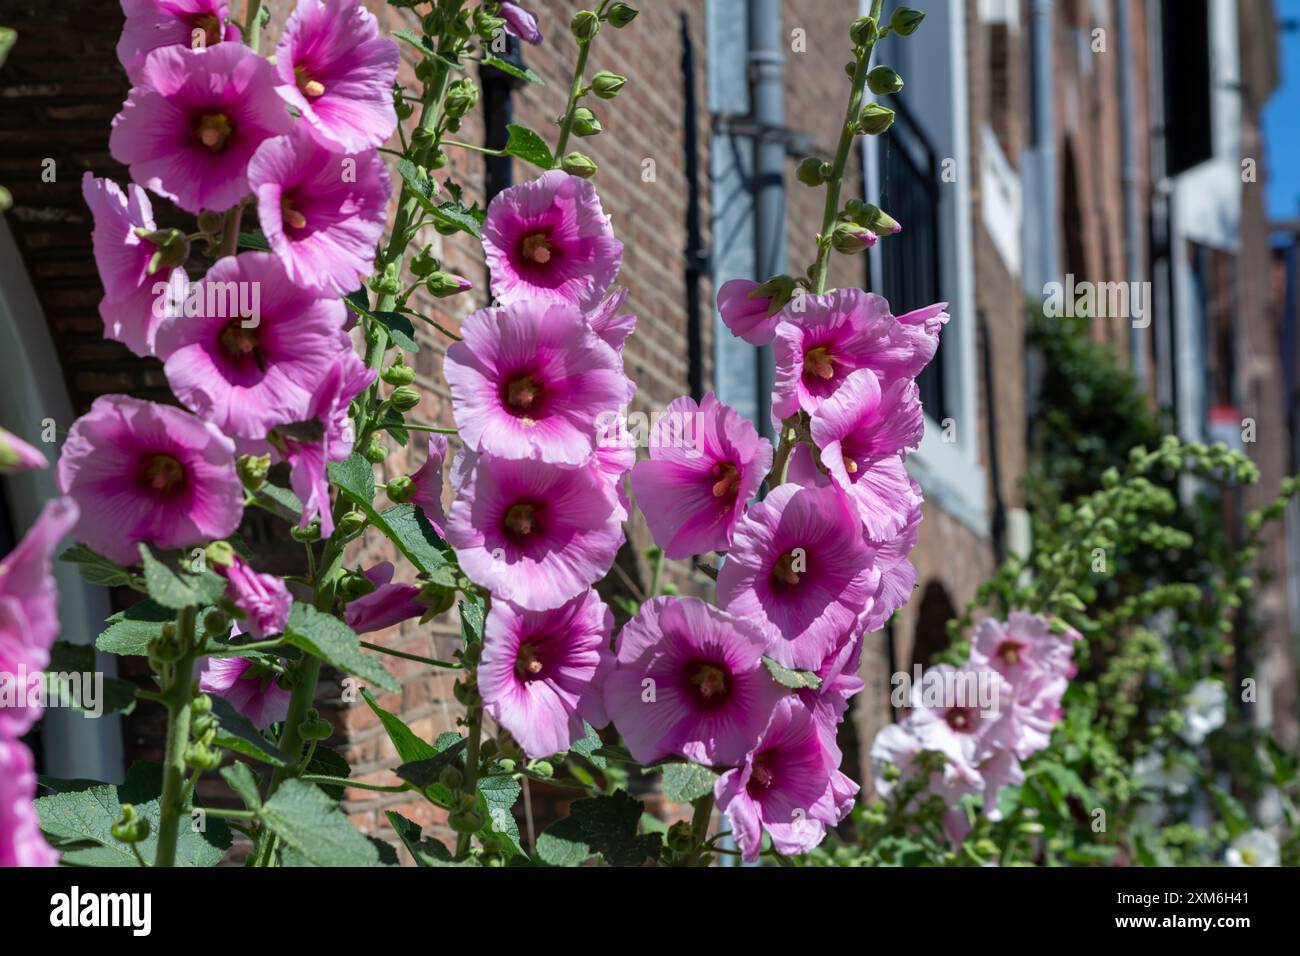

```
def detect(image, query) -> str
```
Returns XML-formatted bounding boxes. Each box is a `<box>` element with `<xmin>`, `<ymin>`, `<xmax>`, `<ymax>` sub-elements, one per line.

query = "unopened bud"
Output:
<box><xmin>363</xmin><ymin>437</ymin><xmax>388</xmax><ymax>464</ymax></box>
<box><xmin>237</xmin><ymin>453</ymin><xmax>270</xmax><ymax>491</ymax></box>
<box><xmin>409</xmin><ymin>245</ymin><xmax>438</xmax><ymax>278</ymax></box>
<box><xmin>196</xmin><ymin>210</ymin><xmax>223</xmax><ymax>234</ymax></box>
<box><xmin>590</xmin><ymin>70</ymin><xmax>626</xmax><ymax>99</ymax></box>
<box><xmin>389</xmin><ymin>385</ymin><xmax>420</xmax><ymax>412</ymax></box>
<box><xmin>890</xmin><ymin>7</ymin><xmax>926</xmax><ymax>36</ymax></box>
<box><xmin>796</xmin><ymin>157</ymin><xmax>831</xmax><ymax>187</ymax></box>
<box><xmin>290</xmin><ymin>520</ymin><xmax>321</xmax><ymax>543</ymax></box>
<box><xmin>849</xmin><ymin>15</ymin><xmax>878</xmax><ymax>46</ymax></box>
<box><xmin>606</xmin><ymin>3</ymin><xmax>638</xmax><ymax>27</ymax></box>
<box><xmin>571</xmin><ymin>10</ymin><xmax>600</xmax><ymax>41</ymax></box>
<box><xmin>571</xmin><ymin>106</ymin><xmax>602</xmax><ymax>137</ymax></box>
<box><xmin>425</xmin><ymin>271</ymin><xmax>472</xmax><ymax>297</ymax></box>
<box><xmin>111</xmin><ymin>805</ymin><xmax>152</xmax><ymax>844</ymax></box>
<box><xmin>337</xmin><ymin>509</ymin><xmax>367</xmax><ymax>537</ymax></box>
<box><xmin>832</xmin><ymin>222</ymin><xmax>877</xmax><ymax>254</ymax></box>
<box><xmin>381</xmin><ymin>358</ymin><xmax>415</xmax><ymax>386</ymax></box>
<box><xmin>867</xmin><ymin>65</ymin><xmax>903</xmax><ymax>95</ymax></box>
<box><xmin>386</xmin><ymin>475</ymin><xmax>415</xmax><ymax>503</ymax></box>
<box><xmin>857</xmin><ymin>103</ymin><xmax>895</xmax><ymax>135</ymax></box>
<box><xmin>561</xmin><ymin>151</ymin><xmax>598</xmax><ymax>178</ymax></box>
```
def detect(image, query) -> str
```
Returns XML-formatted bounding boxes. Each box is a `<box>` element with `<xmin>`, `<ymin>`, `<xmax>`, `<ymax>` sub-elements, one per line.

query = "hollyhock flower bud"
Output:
<box><xmin>630</xmin><ymin>392</ymin><xmax>772</xmax><ymax>559</ymax></box>
<box><xmin>849</xmin><ymin>15</ymin><xmax>879</xmax><ymax>45</ymax></box>
<box><xmin>409</xmin><ymin>245</ymin><xmax>438</xmax><ymax>278</ymax></box>
<box><xmin>831</xmin><ymin>221</ymin><xmax>877</xmax><ymax>254</ymax></box>
<box><xmin>475</xmin><ymin>11</ymin><xmax>508</xmax><ymax>41</ymax></box>
<box><xmin>561</xmin><ymin>151</ymin><xmax>598</xmax><ymax>178</ymax></box>
<box><xmin>198</xmin><ymin>656</ymin><xmax>291</xmax><ymax>730</ymax></box>
<box><xmin>248</xmin><ymin>129</ymin><xmax>391</xmax><ymax>295</ymax></box>
<box><xmin>716</xmin><ymin>698</ymin><xmax>851</xmax><ymax>861</ymax></box>
<box><xmin>109</xmin><ymin>44</ymin><xmax>292</xmax><ymax>214</ymax></box>
<box><xmin>0</xmin><ymin>425</ymin><xmax>46</xmax><ymax>473</ymax></box>
<box><xmin>891</xmin><ymin>7</ymin><xmax>926</xmax><ymax>36</ymax></box>
<box><xmin>385</xmin><ymin>475</ymin><xmax>415</xmax><ymax>503</ymax></box>
<box><xmin>381</xmin><ymin>358</ymin><xmax>416</xmax><ymax>387</ymax></box>
<box><xmin>446</xmin><ymin>450</ymin><xmax>623</xmax><ymax>611</ymax></box>
<box><xmin>0</xmin><ymin>497</ymin><xmax>79</xmax><ymax>738</ymax></box>
<box><xmin>0</xmin><ymin>739</ymin><xmax>58</xmax><ymax>866</ymax></box>
<box><xmin>867</xmin><ymin>65</ymin><xmax>904</xmax><ymax>95</ymax></box>
<box><xmin>81</xmin><ymin>173</ymin><xmax>188</xmax><ymax>357</ymax></box>
<box><xmin>237</xmin><ymin>453</ymin><xmax>271</xmax><ymax>491</ymax></box>
<box><xmin>388</xmin><ymin>385</ymin><xmax>421</xmax><ymax>413</ymax></box>
<box><xmin>479</xmin><ymin>591</ymin><xmax>613</xmax><ymax>758</ymax></box>
<box><xmin>607</xmin><ymin>3</ymin><xmax>639</xmax><ymax>28</ymax></box>
<box><xmin>796</xmin><ymin>157</ymin><xmax>831</xmax><ymax>187</ymax></box>
<box><xmin>857</xmin><ymin>103</ymin><xmax>895</xmax><ymax>135</ymax></box>
<box><xmin>111</xmin><ymin>804</ymin><xmax>151</xmax><ymax>844</ymax></box>
<box><xmin>345</xmin><ymin>562</ymin><xmax>426</xmax><ymax>634</ymax></box>
<box><xmin>571</xmin><ymin>106</ymin><xmax>602</xmax><ymax>137</ymax></box>
<box><xmin>500</xmin><ymin>3</ymin><xmax>543</xmax><ymax>45</ymax></box>
<box><xmin>444</xmin><ymin>78</ymin><xmax>479</xmax><ymax>119</ymax></box>
<box><xmin>218</xmin><ymin>555</ymin><xmax>291</xmax><ymax>639</ymax></box>
<box><xmin>154</xmin><ymin>252</ymin><xmax>349</xmax><ymax>441</ymax></box>
<box><xmin>444</xmin><ymin>300</ymin><xmax>627</xmax><ymax>465</ymax></box>
<box><xmin>482</xmin><ymin>170</ymin><xmax>622</xmax><ymax>310</ymax></box>
<box><xmin>603</xmin><ymin>596</ymin><xmax>784</xmax><ymax>765</ymax></box>
<box><xmin>717</xmin><ymin>482</ymin><xmax>878</xmax><ymax>670</ymax></box>
<box><xmin>408</xmin><ymin>434</ymin><xmax>448</xmax><ymax>534</ymax></box>
<box><xmin>274</xmin><ymin>0</ymin><xmax>399</xmax><ymax>153</ymax></box>
<box><xmin>57</xmin><ymin>397</ymin><xmax>241</xmax><ymax>565</ymax></box>
<box><xmin>571</xmin><ymin>10</ymin><xmax>600</xmax><ymax>40</ymax></box>
<box><xmin>590</xmin><ymin>70</ymin><xmax>627</xmax><ymax>98</ymax></box>
<box><xmin>426</xmin><ymin>271</ymin><xmax>473</xmax><ymax>297</ymax></box>
<box><xmin>809</xmin><ymin>369</ymin><xmax>922</xmax><ymax>538</ymax></box>
<box><xmin>363</xmin><ymin>437</ymin><xmax>388</xmax><ymax>464</ymax></box>
<box><xmin>116</xmin><ymin>0</ymin><xmax>239</xmax><ymax>84</ymax></box>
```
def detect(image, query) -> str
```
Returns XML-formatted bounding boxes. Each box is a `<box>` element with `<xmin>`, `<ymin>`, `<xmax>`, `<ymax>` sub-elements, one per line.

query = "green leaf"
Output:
<box><xmin>220</xmin><ymin>762</ymin><xmax>263</xmax><ymax>810</ymax></box>
<box><xmin>283</xmin><ymin>603</ymin><xmax>400</xmax><ymax>692</ymax></box>
<box><xmin>459</xmin><ymin>596</ymin><xmax>485</xmax><ymax>645</ymax></box>
<box><xmin>304</xmin><ymin>746</ymin><xmax>352</xmax><ymax>800</ymax></box>
<box><xmin>661</xmin><ymin>763</ymin><xmax>719</xmax><ymax>803</ymax></box>
<box><xmin>138</xmin><ymin>545</ymin><xmax>224</xmax><ymax>609</ymax></box>
<box><xmin>429</xmin><ymin>198</ymin><xmax>484</xmax><ymax>238</ymax></box>
<box><xmin>251</xmin><ymin>482</ymin><xmax>303</xmax><ymax>524</ymax></box>
<box><xmin>96</xmin><ymin>600</ymin><xmax>180</xmax><ymax>656</ymax></box>
<box><xmin>209</xmin><ymin>696</ymin><xmax>290</xmax><ymax>766</ymax></box>
<box><xmin>363</xmin><ymin>688</ymin><xmax>438</xmax><ymax>763</ymax></box>
<box><xmin>477</xmin><ymin>774</ymin><xmax>523</xmax><ymax>856</ymax></box>
<box><xmin>373</xmin><ymin>503</ymin><xmax>452</xmax><ymax>575</ymax></box>
<box><xmin>237</xmin><ymin>229</ymin><xmax>271</xmax><ymax>251</ymax></box>
<box><xmin>395</xmin><ymin>739</ymin><xmax>467</xmax><ymax>789</ymax></box>
<box><xmin>260</xmin><ymin>780</ymin><xmax>380</xmax><ymax>867</ymax></box>
<box><xmin>59</xmin><ymin>545</ymin><xmax>132</xmax><ymax>588</ymax></box>
<box><xmin>391</xmin><ymin>27</ymin><xmax>435</xmax><ymax>54</ymax></box>
<box><xmin>535</xmin><ymin>790</ymin><xmax>661</xmax><ymax>867</ymax></box>
<box><xmin>37</xmin><ymin>763</ymin><xmax>231</xmax><ymax>867</ymax></box>
<box><xmin>396</xmin><ymin>158</ymin><xmax>441</xmax><ymax>215</ymax></box>
<box><xmin>386</xmin><ymin>811</ymin><xmax>465</xmax><ymax>866</ymax></box>
<box><xmin>503</xmin><ymin>124</ymin><xmax>553</xmax><ymax>169</ymax></box>
<box><xmin>327</xmin><ymin>453</ymin><xmax>375</xmax><ymax>506</ymax></box>
<box><xmin>373</xmin><ymin>310</ymin><xmax>419</xmax><ymax>351</ymax></box>
<box><xmin>483</xmin><ymin>54</ymin><xmax>543</xmax><ymax>85</ymax></box>
<box><xmin>762</xmin><ymin>655</ymin><xmax>823</xmax><ymax>690</ymax></box>
<box><xmin>566</xmin><ymin>722</ymin><xmax>607</xmax><ymax>769</ymax></box>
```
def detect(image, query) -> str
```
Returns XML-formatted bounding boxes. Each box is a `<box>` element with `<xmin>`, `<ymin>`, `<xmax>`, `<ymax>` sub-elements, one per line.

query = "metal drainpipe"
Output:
<box><xmin>1117</xmin><ymin>0</ymin><xmax>1146</xmax><ymax>389</ymax></box>
<box><xmin>1030</xmin><ymin>0</ymin><xmax>1058</xmax><ymax>289</ymax></box>
<box><xmin>682</xmin><ymin>12</ymin><xmax>706</xmax><ymax>401</ymax></box>
<box><xmin>748</xmin><ymin>0</ymin><xmax>785</xmax><ymax>441</ymax></box>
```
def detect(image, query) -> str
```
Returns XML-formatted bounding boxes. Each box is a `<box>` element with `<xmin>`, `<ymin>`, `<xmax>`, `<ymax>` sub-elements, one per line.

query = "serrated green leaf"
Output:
<box><xmin>477</xmin><ymin>774</ymin><xmax>523</xmax><ymax>856</ymax></box>
<box><xmin>304</xmin><ymin>746</ymin><xmax>352</xmax><ymax>800</ymax></box>
<box><xmin>762</xmin><ymin>655</ymin><xmax>823</xmax><ymax>690</ymax></box>
<box><xmin>260</xmin><ymin>780</ymin><xmax>379</xmax><ymax>867</ymax></box>
<box><xmin>374</xmin><ymin>503</ymin><xmax>452</xmax><ymax>574</ymax></box>
<box><xmin>483</xmin><ymin>54</ymin><xmax>543</xmax><ymax>85</ymax></box>
<box><xmin>59</xmin><ymin>545</ymin><xmax>132</xmax><ymax>588</ymax></box>
<box><xmin>96</xmin><ymin>600</ymin><xmax>177</xmax><ymax>656</ymax></box>
<box><xmin>251</xmin><ymin>482</ymin><xmax>303</xmax><ymax>524</ymax></box>
<box><xmin>138</xmin><ymin>545</ymin><xmax>224</xmax><ymax>609</ymax></box>
<box><xmin>220</xmin><ymin>762</ymin><xmax>263</xmax><ymax>810</ymax></box>
<box><xmin>395</xmin><ymin>738</ymin><xmax>467</xmax><ymax>789</ymax></box>
<box><xmin>327</xmin><ymin>452</ymin><xmax>376</xmax><ymax>505</ymax></box>
<box><xmin>386</xmin><ymin>810</ymin><xmax>467</xmax><ymax>866</ymax></box>
<box><xmin>661</xmin><ymin>763</ymin><xmax>719</xmax><ymax>803</ymax></box>
<box><xmin>396</xmin><ymin>158</ymin><xmax>441</xmax><ymax>214</ymax></box>
<box><xmin>535</xmin><ymin>790</ymin><xmax>661</xmax><ymax>867</ymax></box>
<box><xmin>237</xmin><ymin>229</ymin><xmax>271</xmax><ymax>251</ymax></box>
<box><xmin>459</xmin><ymin>596</ymin><xmax>485</xmax><ymax>645</ymax></box>
<box><xmin>503</xmin><ymin>124</ymin><xmax>553</xmax><ymax>169</ymax></box>
<box><xmin>363</xmin><ymin>688</ymin><xmax>438</xmax><ymax>763</ymax></box>
<box><xmin>373</xmin><ymin>311</ymin><xmax>419</xmax><ymax>351</ymax></box>
<box><xmin>283</xmin><ymin>603</ymin><xmax>400</xmax><ymax>692</ymax></box>
<box><xmin>210</xmin><ymin>696</ymin><xmax>290</xmax><ymax>766</ymax></box>
<box><xmin>567</xmin><ymin>721</ymin><xmax>607</xmax><ymax>769</ymax></box>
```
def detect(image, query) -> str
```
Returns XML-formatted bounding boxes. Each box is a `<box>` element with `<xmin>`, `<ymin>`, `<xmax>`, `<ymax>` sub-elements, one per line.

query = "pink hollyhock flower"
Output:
<box><xmin>0</xmin><ymin>425</ymin><xmax>46</xmax><ymax>473</ymax></box>
<box><xmin>57</xmin><ymin>396</ymin><xmax>242</xmax><ymax>565</ymax></box>
<box><xmin>219</xmin><ymin>554</ymin><xmax>291</xmax><ymax>640</ymax></box>
<box><xmin>446</xmin><ymin>451</ymin><xmax>623</xmax><ymax>611</ymax></box>
<box><xmin>593</xmin><ymin>417</ymin><xmax>636</xmax><ymax>518</ymax></box>
<box><xmin>602</xmin><ymin>596</ymin><xmax>784</xmax><ymax>766</ymax></box>
<box><xmin>248</xmin><ymin>129</ymin><xmax>391</xmax><ymax>295</ymax></box>
<box><xmin>810</xmin><ymin>369</ymin><xmax>923</xmax><ymax>539</ymax></box>
<box><xmin>714</xmin><ymin>698</ymin><xmax>843</xmax><ymax>861</ymax></box>
<box><xmin>630</xmin><ymin>392</ymin><xmax>772</xmax><ymax>559</ymax></box>
<box><xmin>81</xmin><ymin>172</ymin><xmax>187</xmax><ymax>357</ymax></box>
<box><xmin>0</xmin><ymin>739</ymin><xmax>58</xmax><ymax>866</ymax></box>
<box><xmin>482</xmin><ymin>170</ymin><xmax>623</xmax><ymax>311</ymax></box>
<box><xmin>479</xmin><ymin>591</ymin><xmax>613</xmax><ymax>759</ymax></box>
<box><xmin>905</xmin><ymin>663</ymin><xmax>1012</xmax><ymax>772</ymax></box>
<box><xmin>499</xmin><ymin>3</ymin><xmax>543</xmax><ymax>45</ymax></box>
<box><xmin>0</xmin><ymin>498</ymin><xmax>79</xmax><ymax>738</ymax></box>
<box><xmin>444</xmin><ymin>301</ymin><xmax>628</xmax><ymax>466</ymax></box>
<box><xmin>344</xmin><ymin>562</ymin><xmax>425</xmax><ymax>635</ymax></box>
<box><xmin>868</xmin><ymin>722</ymin><xmax>981</xmax><ymax>808</ymax></box>
<box><xmin>274</xmin><ymin>0</ymin><xmax>399</xmax><ymax>153</ymax></box>
<box><xmin>587</xmin><ymin>287</ymin><xmax>637</xmax><ymax>352</ymax></box>
<box><xmin>717</xmin><ymin>482</ymin><xmax>878</xmax><ymax>670</ymax></box>
<box><xmin>717</xmin><ymin>278</ymin><xmax>782</xmax><ymax>346</ymax></box>
<box><xmin>799</xmin><ymin>633</ymin><xmax>865</xmax><ymax>734</ymax></box>
<box><xmin>408</xmin><ymin>434</ymin><xmax>448</xmax><ymax>536</ymax></box>
<box><xmin>116</xmin><ymin>0</ymin><xmax>240</xmax><ymax>83</ymax></box>
<box><xmin>281</xmin><ymin>349</ymin><xmax>375</xmax><ymax>539</ymax></box>
<box><xmin>109</xmin><ymin>44</ymin><xmax>291</xmax><ymax>214</ymax></box>
<box><xmin>199</xmin><ymin>655</ymin><xmax>290</xmax><ymax>730</ymax></box>
<box><xmin>155</xmin><ymin>253</ymin><xmax>348</xmax><ymax>440</ymax></box>
<box><xmin>969</xmin><ymin>611</ymin><xmax>1078</xmax><ymax>686</ymax></box>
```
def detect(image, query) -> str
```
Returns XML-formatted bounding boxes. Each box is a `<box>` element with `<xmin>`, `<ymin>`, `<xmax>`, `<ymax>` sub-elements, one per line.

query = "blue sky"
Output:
<box><xmin>1264</xmin><ymin>0</ymin><xmax>1300</xmax><ymax>222</ymax></box>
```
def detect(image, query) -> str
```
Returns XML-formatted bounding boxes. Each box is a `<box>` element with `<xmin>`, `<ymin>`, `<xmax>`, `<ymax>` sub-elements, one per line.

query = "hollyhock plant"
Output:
<box><xmin>116</xmin><ymin>0</ymin><xmax>240</xmax><ymax>83</ymax></box>
<box><xmin>109</xmin><ymin>44</ymin><xmax>292</xmax><ymax>214</ymax></box>
<box><xmin>630</xmin><ymin>392</ymin><xmax>772</xmax><ymax>559</ymax></box>
<box><xmin>717</xmin><ymin>482</ymin><xmax>878</xmax><ymax>670</ymax></box>
<box><xmin>57</xmin><ymin>396</ymin><xmax>242</xmax><ymax>565</ymax></box>
<box><xmin>0</xmin><ymin>497</ymin><xmax>79</xmax><ymax>738</ymax></box>
<box><xmin>810</xmin><ymin>368</ymin><xmax>923</xmax><ymax>539</ymax></box>
<box><xmin>499</xmin><ymin>3</ymin><xmax>543</xmax><ymax>45</ymax></box>
<box><xmin>716</xmin><ymin>278</ymin><xmax>783</xmax><ymax>346</ymax></box>
<box><xmin>447</xmin><ymin>451</ymin><xmax>623</xmax><ymax>610</ymax></box>
<box><xmin>602</xmin><ymin>597</ymin><xmax>784</xmax><ymax>766</ymax></box>
<box><xmin>273</xmin><ymin>0</ymin><xmax>399</xmax><ymax>153</ymax></box>
<box><xmin>0</xmin><ymin>425</ymin><xmax>46</xmax><ymax>473</ymax></box>
<box><xmin>0</xmin><ymin>739</ymin><xmax>58</xmax><ymax>867</ymax></box>
<box><xmin>155</xmin><ymin>252</ymin><xmax>348</xmax><ymax>440</ymax></box>
<box><xmin>81</xmin><ymin>172</ymin><xmax>187</xmax><ymax>357</ymax></box>
<box><xmin>481</xmin><ymin>170</ymin><xmax>623</xmax><ymax>311</ymax></box>
<box><xmin>714</xmin><ymin>698</ymin><xmax>844</xmax><ymax>862</ymax></box>
<box><xmin>345</xmin><ymin>563</ymin><xmax>426</xmax><ymax>635</ymax></box>
<box><xmin>248</xmin><ymin>129</ymin><xmax>391</xmax><ymax>295</ymax></box>
<box><xmin>218</xmin><ymin>554</ymin><xmax>291</xmax><ymax>640</ymax></box>
<box><xmin>478</xmin><ymin>590</ymin><xmax>613</xmax><ymax>759</ymax></box>
<box><xmin>198</xmin><ymin>655</ymin><xmax>290</xmax><ymax>730</ymax></box>
<box><xmin>443</xmin><ymin>300</ymin><xmax>628</xmax><ymax>466</ymax></box>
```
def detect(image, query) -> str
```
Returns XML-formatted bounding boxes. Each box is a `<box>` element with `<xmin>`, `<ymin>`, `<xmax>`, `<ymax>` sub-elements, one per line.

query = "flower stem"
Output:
<box><xmin>455</xmin><ymin>695</ymin><xmax>484</xmax><ymax>858</ymax></box>
<box><xmin>553</xmin><ymin>39</ymin><xmax>592</xmax><ymax>161</ymax></box>
<box><xmin>689</xmin><ymin>793</ymin><xmax>716</xmax><ymax>866</ymax></box>
<box><xmin>154</xmin><ymin>605</ymin><xmax>198</xmax><ymax>868</ymax></box>
<box><xmin>360</xmin><ymin>640</ymin><xmax>459</xmax><ymax>669</ymax></box>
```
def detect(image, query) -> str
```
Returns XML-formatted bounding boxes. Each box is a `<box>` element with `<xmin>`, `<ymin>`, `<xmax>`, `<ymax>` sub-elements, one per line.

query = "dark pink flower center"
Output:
<box><xmin>997</xmin><ymin>640</ymin><xmax>1024</xmax><ymax>666</ymax></box>
<box><xmin>220</xmin><ymin>323</ymin><xmax>266</xmax><ymax>370</ymax></box>
<box><xmin>280</xmin><ymin>195</ymin><xmax>308</xmax><ymax>233</ymax></box>
<box><xmin>747</xmin><ymin>753</ymin><xmax>775</xmax><ymax>795</ymax></box>
<box><xmin>502</xmin><ymin>373</ymin><xmax>544</xmax><ymax>421</ymax></box>
<box><xmin>141</xmin><ymin>453</ymin><xmax>187</xmax><ymax>497</ymax></box>
<box><xmin>685</xmin><ymin>660</ymin><xmax>731</xmax><ymax>709</ymax></box>
<box><xmin>770</xmin><ymin>550</ymin><xmax>804</xmax><ymax>590</ymax></box>
<box><xmin>710</xmin><ymin>461</ymin><xmax>740</xmax><ymax>499</ymax></box>
<box><xmin>945</xmin><ymin>706</ymin><xmax>976</xmax><ymax>733</ymax></box>
<box><xmin>802</xmin><ymin>346</ymin><xmax>837</xmax><ymax>382</ymax></box>
<box><xmin>195</xmin><ymin>112</ymin><xmax>234</xmax><ymax>151</ymax></box>
<box><xmin>519</xmin><ymin>232</ymin><xmax>554</xmax><ymax>265</ymax></box>
<box><xmin>502</xmin><ymin>501</ymin><xmax>540</xmax><ymax>539</ymax></box>
<box><xmin>515</xmin><ymin>641</ymin><xmax>545</xmax><ymax>681</ymax></box>
<box><xmin>294</xmin><ymin>65</ymin><xmax>326</xmax><ymax>99</ymax></box>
